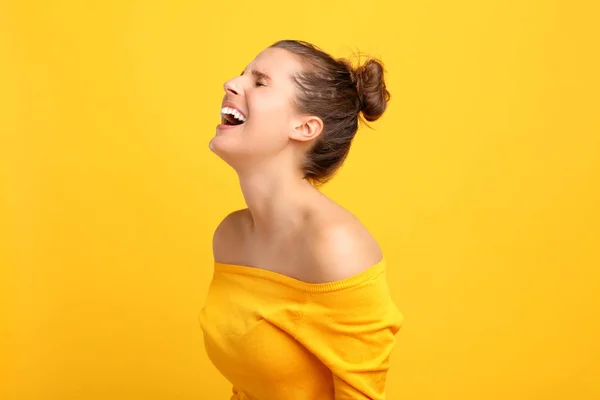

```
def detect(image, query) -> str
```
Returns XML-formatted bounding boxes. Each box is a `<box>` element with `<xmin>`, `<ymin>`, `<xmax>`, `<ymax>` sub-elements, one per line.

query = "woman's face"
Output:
<box><xmin>209</xmin><ymin>47</ymin><xmax>311</xmax><ymax>171</ymax></box>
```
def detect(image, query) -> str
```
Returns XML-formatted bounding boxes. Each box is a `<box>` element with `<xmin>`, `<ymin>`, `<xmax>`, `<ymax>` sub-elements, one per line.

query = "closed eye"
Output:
<box><xmin>241</xmin><ymin>69</ymin><xmax>269</xmax><ymax>87</ymax></box>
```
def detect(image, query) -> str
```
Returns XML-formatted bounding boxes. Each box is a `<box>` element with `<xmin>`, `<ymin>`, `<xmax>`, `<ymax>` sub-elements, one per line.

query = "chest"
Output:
<box><xmin>198</xmin><ymin>272</ymin><xmax>333</xmax><ymax>399</ymax></box>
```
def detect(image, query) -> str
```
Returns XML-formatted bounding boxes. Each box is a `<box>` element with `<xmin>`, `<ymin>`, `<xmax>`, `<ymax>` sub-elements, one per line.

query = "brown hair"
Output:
<box><xmin>270</xmin><ymin>40</ymin><xmax>391</xmax><ymax>187</ymax></box>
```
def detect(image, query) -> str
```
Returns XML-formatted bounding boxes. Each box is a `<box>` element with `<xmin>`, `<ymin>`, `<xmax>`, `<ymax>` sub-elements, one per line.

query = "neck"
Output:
<box><xmin>237</xmin><ymin>167</ymin><xmax>320</xmax><ymax>238</ymax></box>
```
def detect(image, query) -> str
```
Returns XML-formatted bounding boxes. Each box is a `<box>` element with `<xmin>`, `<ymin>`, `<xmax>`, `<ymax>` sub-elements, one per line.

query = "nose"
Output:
<box><xmin>223</xmin><ymin>78</ymin><xmax>240</xmax><ymax>96</ymax></box>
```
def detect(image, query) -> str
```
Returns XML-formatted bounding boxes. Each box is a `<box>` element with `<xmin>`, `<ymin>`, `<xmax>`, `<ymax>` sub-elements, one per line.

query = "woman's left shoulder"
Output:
<box><xmin>307</xmin><ymin>205</ymin><xmax>384</xmax><ymax>283</ymax></box>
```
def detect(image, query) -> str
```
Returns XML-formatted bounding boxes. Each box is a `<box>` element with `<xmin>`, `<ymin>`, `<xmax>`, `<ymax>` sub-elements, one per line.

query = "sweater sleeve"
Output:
<box><xmin>295</xmin><ymin>273</ymin><xmax>403</xmax><ymax>400</ymax></box>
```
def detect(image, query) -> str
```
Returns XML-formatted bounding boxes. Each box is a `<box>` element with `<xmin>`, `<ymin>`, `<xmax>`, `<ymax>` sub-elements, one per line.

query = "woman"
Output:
<box><xmin>199</xmin><ymin>40</ymin><xmax>403</xmax><ymax>400</ymax></box>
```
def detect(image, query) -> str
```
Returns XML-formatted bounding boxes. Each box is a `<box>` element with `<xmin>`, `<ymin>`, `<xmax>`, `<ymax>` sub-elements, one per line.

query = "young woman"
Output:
<box><xmin>199</xmin><ymin>40</ymin><xmax>403</xmax><ymax>400</ymax></box>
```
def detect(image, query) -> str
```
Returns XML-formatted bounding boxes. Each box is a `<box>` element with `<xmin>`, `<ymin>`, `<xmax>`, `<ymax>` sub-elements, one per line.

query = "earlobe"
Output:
<box><xmin>292</xmin><ymin>116</ymin><xmax>323</xmax><ymax>142</ymax></box>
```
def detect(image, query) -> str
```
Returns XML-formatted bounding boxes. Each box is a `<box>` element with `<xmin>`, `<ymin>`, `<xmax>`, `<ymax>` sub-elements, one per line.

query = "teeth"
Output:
<box><xmin>220</xmin><ymin>107</ymin><xmax>246</xmax><ymax>123</ymax></box>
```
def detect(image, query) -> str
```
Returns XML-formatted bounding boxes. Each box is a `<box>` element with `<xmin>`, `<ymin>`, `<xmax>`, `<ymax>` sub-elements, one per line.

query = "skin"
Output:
<box><xmin>209</xmin><ymin>47</ymin><xmax>383</xmax><ymax>283</ymax></box>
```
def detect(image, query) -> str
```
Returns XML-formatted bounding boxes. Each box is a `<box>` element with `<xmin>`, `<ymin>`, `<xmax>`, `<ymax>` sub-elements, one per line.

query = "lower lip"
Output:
<box><xmin>216</xmin><ymin>123</ymin><xmax>244</xmax><ymax>132</ymax></box>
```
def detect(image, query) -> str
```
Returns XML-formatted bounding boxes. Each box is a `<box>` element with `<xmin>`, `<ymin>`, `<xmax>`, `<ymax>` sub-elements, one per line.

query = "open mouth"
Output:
<box><xmin>221</xmin><ymin>107</ymin><xmax>246</xmax><ymax>126</ymax></box>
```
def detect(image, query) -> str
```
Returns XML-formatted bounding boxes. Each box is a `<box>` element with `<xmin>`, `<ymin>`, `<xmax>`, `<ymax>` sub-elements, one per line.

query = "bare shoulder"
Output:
<box><xmin>306</xmin><ymin>205</ymin><xmax>384</xmax><ymax>283</ymax></box>
<box><xmin>212</xmin><ymin>208</ymin><xmax>252</xmax><ymax>264</ymax></box>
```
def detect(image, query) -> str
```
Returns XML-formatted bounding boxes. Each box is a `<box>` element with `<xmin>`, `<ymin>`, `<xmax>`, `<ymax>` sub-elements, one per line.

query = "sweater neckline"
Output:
<box><xmin>213</xmin><ymin>257</ymin><xmax>387</xmax><ymax>293</ymax></box>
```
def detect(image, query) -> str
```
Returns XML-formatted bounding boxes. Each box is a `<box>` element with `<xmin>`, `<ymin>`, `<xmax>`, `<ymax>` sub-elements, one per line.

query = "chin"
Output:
<box><xmin>209</xmin><ymin>136</ymin><xmax>228</xmax><ymax>157</ymax></box>
<box><xmin>208</xmin><ymin>135</ymin><xmax>243</xmax><ymax>169</ymax></box>
<box><xmin>208</xmin><ymin>125</ymin><xmax>284</xmax><ymax>170</ymax></box>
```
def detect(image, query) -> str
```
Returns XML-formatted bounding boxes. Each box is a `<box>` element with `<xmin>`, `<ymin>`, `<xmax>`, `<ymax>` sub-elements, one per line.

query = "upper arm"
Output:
<box><xmin>296</xmin><ymin>235</ymin><xmax>400</xmax><ymax>399</ymax></box>
<box><xmin>212</xmin><ymin>208</ymin><xmax>250</xmax><ymax>263</ymax></box>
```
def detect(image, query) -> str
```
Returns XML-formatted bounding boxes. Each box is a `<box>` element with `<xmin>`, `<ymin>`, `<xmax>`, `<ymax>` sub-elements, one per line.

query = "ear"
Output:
<box><xmin>290</xmin><ymin>115</ymin><xmax>323</xmax><ymax>143</ymax></box>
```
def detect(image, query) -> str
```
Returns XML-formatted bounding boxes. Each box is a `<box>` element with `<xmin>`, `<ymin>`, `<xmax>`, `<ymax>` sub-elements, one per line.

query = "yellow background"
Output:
<box><xmin>1</xmin><ymin>0</ymin><xmax>599</xmax><ymax>399</ymax></box>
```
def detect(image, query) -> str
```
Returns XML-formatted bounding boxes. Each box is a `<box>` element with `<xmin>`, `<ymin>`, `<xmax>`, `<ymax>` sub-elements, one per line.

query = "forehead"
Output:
<box><xmin>247</xmin><ymin>47</ymin><xmax>303</xmax><ymax>82</ymax></box>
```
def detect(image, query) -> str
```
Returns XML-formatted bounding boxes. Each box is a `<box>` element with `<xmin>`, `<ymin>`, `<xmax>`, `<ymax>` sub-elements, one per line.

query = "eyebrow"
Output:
<box><xmin>241</xmin><ymin>69</ymin><xmax>272</xmax><ymax>82</ymax></box>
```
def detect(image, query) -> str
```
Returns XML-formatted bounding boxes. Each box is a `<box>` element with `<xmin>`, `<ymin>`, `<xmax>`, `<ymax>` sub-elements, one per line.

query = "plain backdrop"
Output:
<box><xmin>1</xmin><ymin>0</ymin><xmax>599</xmax><ymax>399</ymax></box>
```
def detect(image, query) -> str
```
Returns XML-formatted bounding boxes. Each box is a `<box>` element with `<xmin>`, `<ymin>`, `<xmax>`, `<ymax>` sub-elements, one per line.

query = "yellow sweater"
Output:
<box><xmin>198</xmin><ymin>257</ymin><xmax>403</xmax><ymax>400</ymax></box>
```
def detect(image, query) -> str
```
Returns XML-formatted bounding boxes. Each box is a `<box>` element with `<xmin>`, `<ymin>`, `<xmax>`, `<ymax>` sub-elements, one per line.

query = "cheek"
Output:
<box><xmin>248</xmin><ymin>94</ymin><xmax>291</xmax><ymax>131</ymax></box>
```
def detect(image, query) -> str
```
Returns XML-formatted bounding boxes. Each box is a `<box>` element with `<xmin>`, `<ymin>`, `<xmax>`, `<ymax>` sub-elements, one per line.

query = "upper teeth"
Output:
<box><xmin>221</xmin><ymin>107</ymin><xmax>246</xmax><ymax>123</ymax></box>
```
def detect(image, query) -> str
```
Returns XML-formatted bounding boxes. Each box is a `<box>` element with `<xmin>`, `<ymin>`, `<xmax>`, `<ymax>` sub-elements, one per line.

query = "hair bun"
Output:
<box><xmin>353</xmin><ymin>59</ymin><xmax>390</xmax><ymax>122</ymax></box>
